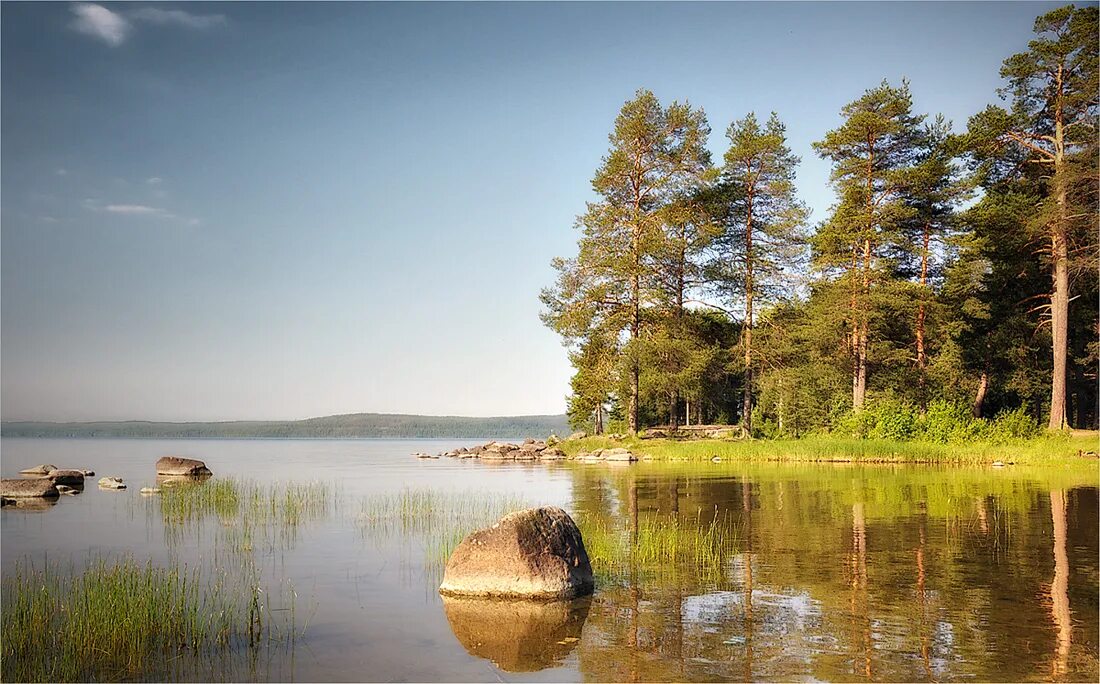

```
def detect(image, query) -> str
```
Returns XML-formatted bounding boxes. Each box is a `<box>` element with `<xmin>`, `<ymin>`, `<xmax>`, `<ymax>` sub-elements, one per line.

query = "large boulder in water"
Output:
<box><xmin>1</xmin><ymin>478</ymin><xmax>60</xmax><ymax>499</ymax></box>
<box><xmin>441</xmin><ymin>595</ymin><xmax>591</xmax><ymax>672</ymax></box>
<box><xmin>439</xmin><ymin>507</ymin><xmax>594</xmax><ymax>600</ymax></box>
<box><xmin>155</xmin><ymin>457</ymin><xmax>212</xmax><ymax>477</ymax></box>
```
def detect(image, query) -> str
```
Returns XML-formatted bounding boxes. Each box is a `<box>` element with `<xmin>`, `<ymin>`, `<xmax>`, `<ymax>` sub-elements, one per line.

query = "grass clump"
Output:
<box><xmin>1</xmin><ymin>557</ymin><xmax>284</xmax><ymax>683</ymax></box>
<box><xmin>158</xmin><ymin>478</ymin><xmax>331</xmax><ymax>551</ymax></box>
<box><xmin>358</xmin><ymin>488</ymin><xmax>534</xmax><ymax>568</ymax></box>
<box><xmin>575</xmin><ymin>509</ymin><xmax>740</xmax><ymax>586</ymax></box>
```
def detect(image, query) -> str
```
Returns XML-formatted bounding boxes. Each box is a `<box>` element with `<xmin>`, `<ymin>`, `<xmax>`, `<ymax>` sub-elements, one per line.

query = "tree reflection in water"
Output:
<box><xmin>560</xmin><ymin>463</ymin><xmax>1097</xmax><ymax>682</ymax></box>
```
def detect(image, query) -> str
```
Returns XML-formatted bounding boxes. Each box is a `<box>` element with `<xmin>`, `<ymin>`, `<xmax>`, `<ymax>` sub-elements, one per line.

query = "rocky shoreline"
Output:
<box><xmin>417</xmin><ymin>433</ymin><xmax>639</xmax><ymax>463</ymax></box>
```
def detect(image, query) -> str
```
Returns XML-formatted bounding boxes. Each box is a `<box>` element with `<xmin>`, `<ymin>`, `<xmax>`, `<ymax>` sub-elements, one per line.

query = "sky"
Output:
<box><xmin>0</xmin><ymin>1</ymin><xmax>1076</xmax><ymax>422</ymax></box>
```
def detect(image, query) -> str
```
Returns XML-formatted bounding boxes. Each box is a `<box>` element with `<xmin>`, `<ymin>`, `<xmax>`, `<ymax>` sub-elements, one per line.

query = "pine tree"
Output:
<box><xmin>812</xmin><ymin>81</ymin><xmax>926</xmax><ymax>410</ymax></box>
<box><xmin>712</xmin><ymin>112</ymin><xmax>808</xmax><ymax>433</ymax></box>
<box><xmin>900</xmin><ymin>117</ymin><xmax>969</xmax><ymax>410</ymax></box>
<box><xmin>966</xmin><ymin>5</ymin><xmax>1098</xmax><ymax>429</ymax></box>
<box><xmin>542</xmin><ymin>89</ymin><xmax>711</xmax><ymax>433</ymax></box>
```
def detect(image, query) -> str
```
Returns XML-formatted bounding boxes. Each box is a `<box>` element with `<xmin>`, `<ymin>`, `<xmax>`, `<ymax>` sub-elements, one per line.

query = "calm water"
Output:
<box><xmin>1</xmin><ymin>438</ymin><xmax>1097</xmax><ymax>682</ymax></box>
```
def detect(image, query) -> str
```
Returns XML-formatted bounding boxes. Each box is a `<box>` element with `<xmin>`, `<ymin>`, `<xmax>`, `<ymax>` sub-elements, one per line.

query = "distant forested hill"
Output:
<box><xmin>0</xmin><ymin>413</ymin><xmax>571</xmax><ymax>439</ymax></box>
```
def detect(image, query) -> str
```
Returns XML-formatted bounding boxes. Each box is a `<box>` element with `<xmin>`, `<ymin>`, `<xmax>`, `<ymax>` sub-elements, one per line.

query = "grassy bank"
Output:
<box><xmin>559</xmin><ymin>432</ymin><xmax>1099</xmax><ymax>466</ymax></box>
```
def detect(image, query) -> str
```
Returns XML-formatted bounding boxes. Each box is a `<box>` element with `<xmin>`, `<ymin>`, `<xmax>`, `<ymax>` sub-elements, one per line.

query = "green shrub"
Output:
<box><xmin>921</xmin><ymin>400</ymin><xmax>983</xmax><ymax>444</ymax></box>
<box><xmin>986</xmin><ymin>406</ymin><xmax>1041</xmax><ymax>443</ymax></box>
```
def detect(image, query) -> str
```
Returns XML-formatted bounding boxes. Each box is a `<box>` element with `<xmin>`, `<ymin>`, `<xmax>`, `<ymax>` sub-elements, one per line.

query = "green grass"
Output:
<box><xmin>576</xmin><ymin>509</ymin><xmax>740</xmax><ymax>586</ymax></box>
<box><xmin>560</xmin><ymin>432</ymin><xmax>1099</xmax><ymax>466</ymax></box>
<box><xmin>1</xmin><ymin>557</ymin><xmax>292</xmax><ymax>683</ymax></box>
<box><xmin>358</xmin><ymin>488</ymin><xmax>534</xmax><ymax>568</ymax></box>
<box><xmin>157</xmin><ymin>478</ymin><xmax>331</xmax><ymax>552</ymax></box>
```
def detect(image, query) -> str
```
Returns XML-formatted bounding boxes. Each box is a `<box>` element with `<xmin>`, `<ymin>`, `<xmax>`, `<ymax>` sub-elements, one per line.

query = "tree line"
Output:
<box><xmin>542</xmin><ymin>5</ymin><xmax>1098</xmax><ymax>436</ymax></box>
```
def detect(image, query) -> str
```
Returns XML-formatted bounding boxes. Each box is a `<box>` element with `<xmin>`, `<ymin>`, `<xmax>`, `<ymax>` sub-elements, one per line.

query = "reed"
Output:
<box><xmin>358</xmin><ymin>488</ymin><xmax>532</xmax><ymax>568</ymax></box>
<box><xmin>157</xmin><ymin>478</ymin><xmax>331</xmax><ymax>552</ymax></box>
<box><xmin>575</xmin><ymin>509</ymin><xmax>741</xmax><ymax>586</ymax></box>
<box><xmin>1</xmin><ymin>557</ymin><xmax>291</xmax><ymax>683</ymax></box>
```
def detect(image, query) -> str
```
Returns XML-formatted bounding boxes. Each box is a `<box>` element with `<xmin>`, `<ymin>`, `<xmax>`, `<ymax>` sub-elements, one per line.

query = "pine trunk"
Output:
<box><xmin>743</xmin><ymin>189</ymin><xmax>755</xmax><ymax>435</ymax></box>
<box><xmin>1047</xmin><ymin>61</ymin><xmax>1070</xmax><ymax>431</ymax></box>
<box><xmin>916</xmin><ymin>222</ymin><xmax>930</xmax><ymax>412</ymax></box>
<box><xmin>972</xmin><ymin>371</ymin><xmax>989</xmax><ymax>419</ymax></box>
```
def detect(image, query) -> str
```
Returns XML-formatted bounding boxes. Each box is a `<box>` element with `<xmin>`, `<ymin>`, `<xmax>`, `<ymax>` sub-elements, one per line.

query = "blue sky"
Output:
<box><xmin>0</xmin><ymin>1</ymin><xmax>1073</xmax><ymax>421</ymax></box>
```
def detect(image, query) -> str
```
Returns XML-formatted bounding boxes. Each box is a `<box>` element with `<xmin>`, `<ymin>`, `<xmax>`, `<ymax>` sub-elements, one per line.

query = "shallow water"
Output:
<box><xmin>2</xmin><ymin>438</ymin><xmax>1097</xmax><ymax>682</ymax></box>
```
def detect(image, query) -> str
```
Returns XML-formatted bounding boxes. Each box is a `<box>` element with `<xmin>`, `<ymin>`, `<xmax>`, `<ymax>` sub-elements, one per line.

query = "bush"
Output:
<box><xmin>986</xmin><ymin>406</ymin><xmax>1041</xmax><ymax>443</ymax></box>
<box><xmin>922</xmin><ymin>400</ymin><xmax>983</xmax><ymax>444</ymax></box>
<box><xmin>834</xmin><ymin>399</ymin><xmax>918</xmax><ymax>440</ymax></box>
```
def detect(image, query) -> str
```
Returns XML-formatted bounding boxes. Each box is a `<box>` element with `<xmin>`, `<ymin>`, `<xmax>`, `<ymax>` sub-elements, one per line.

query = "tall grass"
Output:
<box><xmin>576</xmin><ymin>509</ymin><xmax>741</xmax><ymax>586</ymax></box>
<box><xmin>1</xmin><ymin>557</ymin><xmax>291</xmax><ymax>683</ymax></box>
<box><xmin>358</xmin><ymin>488</ymin><xmax>533</xmax><ymax>569</ymax></box>
<box><xmin>158</xmin><ymin>478</ymin><xmax>331</xmax><ymax>552</ymax></box>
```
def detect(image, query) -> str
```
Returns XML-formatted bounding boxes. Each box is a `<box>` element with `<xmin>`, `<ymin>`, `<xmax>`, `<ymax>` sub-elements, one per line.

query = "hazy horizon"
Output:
<box><xmin>1</xmin><ymin>1</ymin><xmax>1067</xmax><ymax>422</ymax></box>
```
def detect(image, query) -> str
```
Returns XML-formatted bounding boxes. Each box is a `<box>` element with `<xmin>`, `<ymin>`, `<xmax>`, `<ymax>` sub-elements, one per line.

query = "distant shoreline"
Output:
<box><xmin>0</xmin><ymin>412</ymin><xmax>570</xmax><ymax>441</ymax></box>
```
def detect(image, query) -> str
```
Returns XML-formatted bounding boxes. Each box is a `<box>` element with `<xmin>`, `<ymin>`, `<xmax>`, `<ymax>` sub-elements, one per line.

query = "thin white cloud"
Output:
<box><xmin>105</xmin><ymin>204</ymin><xmax>169</xmax><ymax>216</ymax></box>
<box><xmin>55</xmin><ymin>168</ymin><xmax>68</xmax><ymax>176</ymax></box>
<box><xmin>87</xmin><ymin>200</ymin><xmax>198</xmax><ymax>225</ymax></box>
<box><xmin>146</xmin><ymin>176</ymin><xmax>163</xmax><ymax>185</ymax></box>
<box><xmin>70</xmin><ymin>3</ymin><xmax>130</xmax><ymax>47</ymax></box>
<box><xmin>130</xmin><ymin>7</ymin><xmax>227</xmax><ymax>30</ymax></box>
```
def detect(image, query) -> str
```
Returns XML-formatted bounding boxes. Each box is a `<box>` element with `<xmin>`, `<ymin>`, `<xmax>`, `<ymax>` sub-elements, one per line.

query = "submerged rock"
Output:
<box><xmin>442</xmin><ymin>595</ymin><xmax>591</xmax><ymax>673</ymax></box>
<box><xmin>155</xmin><ymin>456</ymin><xmax>212</xmax><ymax>477</ymax></box>
<box><xmin>439</xmin><ymin>506</ymin><xmax>594</xmax><ymax>600</ymax></box>
<box><xmin>56</xmin><ymin>484</ymin><xmax>80</xmax><ymax>495</ymax></box>
<box><xmin>46</xmin><ymin>469</ymin><xmax>86</xmax><ymax>486</ymax></box>
<box><xmin>98</xmin><ymin>476</ymin><xmax>126</xmax><ymax>490</ymax></box>
<box><xmin>139</xmin><ymin>487</ymin><xmax>161</xmax><ymax>495</ymax></box>
<box><xmin>19</xmin><ymin>464</ymin><xmax>56</xmax><ymax>476</ymax></box>
<box><xmin>1</xmin><ymin>478</ymin><xmax>60</xmax><ymax>499</ymax></box>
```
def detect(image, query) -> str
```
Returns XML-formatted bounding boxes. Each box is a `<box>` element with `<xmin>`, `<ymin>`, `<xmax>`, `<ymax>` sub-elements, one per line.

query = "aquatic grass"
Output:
<box><xmin>0</xmin><ymin>557</ymin><xmax>295</xmax><ymax>683</ymax></box>
<box><xmin>575</xmin><ymin>509</ymin><xmax>741</xmax><ymax>587</ymax></box>
<box><xmin>358</xmin><ymin>488</ymin><xmax>533</xmax><ymax>569</ymax></box>
<box><xmin>157</xmin><ymin>478</ymin><xmax>332</xmax><ymax>552</ymax></box>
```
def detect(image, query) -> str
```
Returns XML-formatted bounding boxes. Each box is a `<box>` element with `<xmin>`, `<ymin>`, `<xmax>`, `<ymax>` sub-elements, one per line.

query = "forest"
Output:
<box><xmin>542</xmin><ymin>5</ymin><xmax>1098</xmax><ymax>438</ymax></box>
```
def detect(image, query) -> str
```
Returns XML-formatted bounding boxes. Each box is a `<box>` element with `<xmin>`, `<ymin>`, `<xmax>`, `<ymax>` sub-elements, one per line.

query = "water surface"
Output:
<box><xmin>2</xmin><ymin>438</ymin><xmax>1096</xmax><ymax>682</ymax></box>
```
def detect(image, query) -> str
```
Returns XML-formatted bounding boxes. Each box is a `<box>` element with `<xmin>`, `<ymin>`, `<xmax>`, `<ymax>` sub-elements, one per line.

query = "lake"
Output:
<box><xmin>2</xmin><ymin>438</ymin><xmax>1097</xmax><ymax>682</ymax></box>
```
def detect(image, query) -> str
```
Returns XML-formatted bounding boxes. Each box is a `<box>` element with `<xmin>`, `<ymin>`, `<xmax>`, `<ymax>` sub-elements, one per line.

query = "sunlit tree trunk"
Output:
<box><xmin>916</xmin><ymin>222</ymin><xmax>930</xmax><ymax>412</ymax></box>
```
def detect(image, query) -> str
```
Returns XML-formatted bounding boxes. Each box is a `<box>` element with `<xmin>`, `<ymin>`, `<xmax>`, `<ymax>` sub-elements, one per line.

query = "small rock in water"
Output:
<box><xmin>55</xmin><ymin>484</ymin><xmax>79</xmax><ymax>495</ymax></box>
<box><xmin>991</xmin><ymin>461</ymin><xmax>1005</xmax><ymax>468</ymax></box>
<box><xmin>80</xmin><ymin>469</ymin><xmax>95</xmax><ymax>477</ymax></box>
<box><xmin>156</xmin><ymin>456</ymin><xmax>212</xmax><ymax>477</ymax></box>
<box><xmin>711</xmin><ymin>456</ymin><xmax>722</xmax><ymax>463</ymax></box>
<box><xmin>98</xmin><ymin>476</ymin><xmax>126</xmax><ymax>490</ymax></box>
<box><xmin>19</xmin><ymin>464</ymin><xmax>56</xmax><ymax>476</ymax></box>
<box><xmin>139</xmin><ymin>487</ymin><xmax>161</xmax><ymax>495</ymax></box>
<box><xmin>46</xmin><ymin>469</ymin><xmax>86</xmax><ymax>486</ymax></box>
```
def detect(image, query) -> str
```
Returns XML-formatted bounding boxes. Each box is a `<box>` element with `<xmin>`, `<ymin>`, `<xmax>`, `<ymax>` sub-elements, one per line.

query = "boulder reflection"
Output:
<box><xmin>441</xmin><ymin>595</ymin><xmax>591</xmax><ymax>672</ymax></box>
